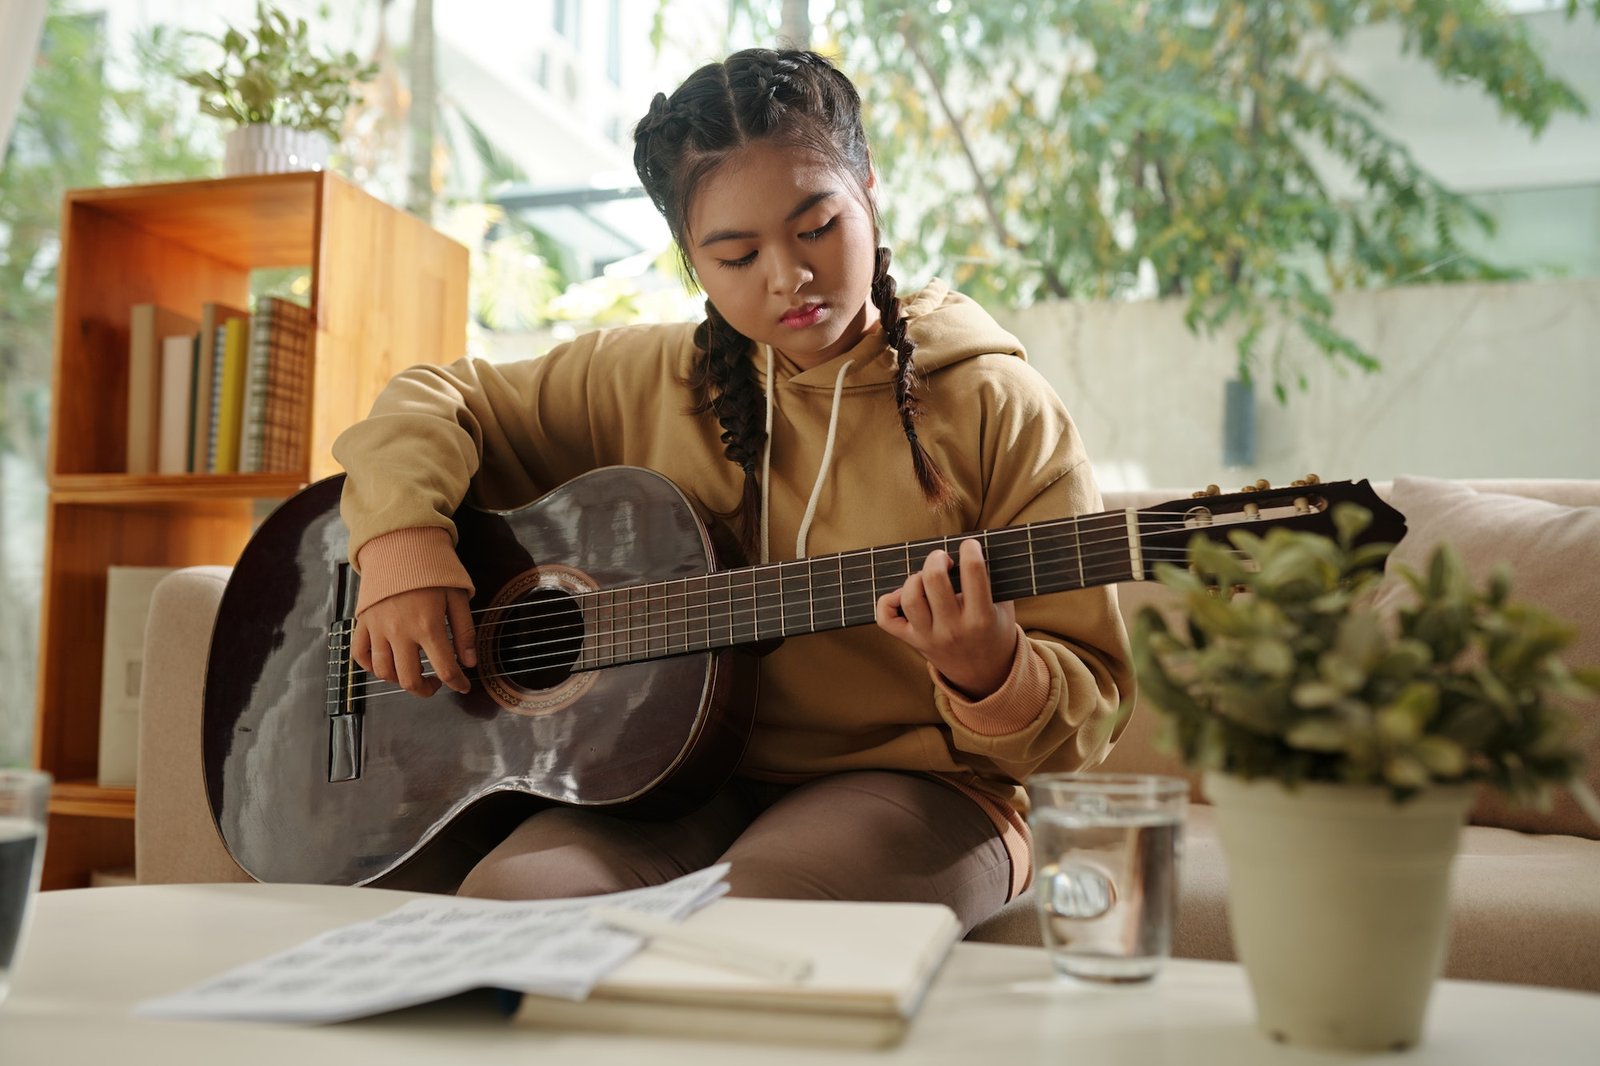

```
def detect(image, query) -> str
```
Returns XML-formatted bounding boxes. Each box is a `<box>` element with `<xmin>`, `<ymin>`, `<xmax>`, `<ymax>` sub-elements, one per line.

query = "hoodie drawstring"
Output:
<box><xmin>795</xmin><ymin>359</ymin><xmax>853</xmax><ymax>558</ymax></box>
<box><xmin>757</xmin><ymin>349</ymin><xmax>856</xmax><ymax>563</ymax></box>
<box><xmin>759</xmin><ymin>346</ymin><xmax>774</xmax><ymax>564</ymax></box>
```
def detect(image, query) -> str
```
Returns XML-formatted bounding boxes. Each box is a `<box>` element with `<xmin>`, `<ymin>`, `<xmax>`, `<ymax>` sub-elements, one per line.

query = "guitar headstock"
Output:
<box><xmin>1134</xmin><ymin>475</ymin><xmax>1406</xmax><ymax>579</ymax></box>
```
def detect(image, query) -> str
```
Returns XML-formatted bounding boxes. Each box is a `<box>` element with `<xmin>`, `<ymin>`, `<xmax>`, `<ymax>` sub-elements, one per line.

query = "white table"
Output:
<box><xmin>3</xmin><ymin>882</ymin><xmax>1597</xmax><ymax>1065</ymax></box>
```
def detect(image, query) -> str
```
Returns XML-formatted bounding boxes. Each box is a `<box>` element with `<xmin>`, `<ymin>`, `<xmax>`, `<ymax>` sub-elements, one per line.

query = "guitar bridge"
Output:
<box><xmin>327</xmin><ymin>566</ymin><xmax>363</xmax><ymax>782</ymax></box>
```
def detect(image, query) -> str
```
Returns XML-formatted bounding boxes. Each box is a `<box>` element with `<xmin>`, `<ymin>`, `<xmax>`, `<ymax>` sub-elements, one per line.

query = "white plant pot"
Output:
<box><xmin>223</xmin><ymin>124</ymin><xmax>332</xmax><ymax>177</ymax></box>
<box><xmin>1204</xmin><ymin>772</ymin><xmax>1474</xmax><ymax>1052</ymax></box>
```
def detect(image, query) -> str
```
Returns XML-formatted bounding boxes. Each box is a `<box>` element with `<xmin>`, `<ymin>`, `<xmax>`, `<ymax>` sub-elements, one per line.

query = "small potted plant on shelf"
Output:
<box><xmin>180</xmin><ymin>2</ymin><xmax>377</xmax><ymax>177</ymax></box>
<box><xmin>1131</xmin><ymin>505</ymin><xmax>1598</xmax><ymax>1053</ymax></box>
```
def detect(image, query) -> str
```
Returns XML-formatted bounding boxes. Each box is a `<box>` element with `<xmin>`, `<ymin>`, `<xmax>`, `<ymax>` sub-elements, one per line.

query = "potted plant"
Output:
<box><xmin>180</xmin><ymin>3</ymin><xmax>376</xmax><ymax>176</ymax></box>
<box><xmin>1131</xmin><ymin>505</ymin><xmax>1598</xmax><ymax>1052</ymax></box>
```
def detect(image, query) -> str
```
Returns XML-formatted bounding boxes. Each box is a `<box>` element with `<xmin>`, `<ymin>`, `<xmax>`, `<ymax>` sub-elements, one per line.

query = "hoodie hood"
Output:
<box><xmin>750</xmin><ymin>279</ymin><xmax>1027</xmax><ymax>562</ymax></box>
<box><xmin>769</xmin><ymin>278</ymin><xmax>1027</xmax><ymax>391</ymax></box>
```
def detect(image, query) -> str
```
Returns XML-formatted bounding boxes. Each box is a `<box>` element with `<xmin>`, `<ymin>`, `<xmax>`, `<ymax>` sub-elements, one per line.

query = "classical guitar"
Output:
<box><xmin>202</xmin><ymin>467</ymin><xmax>1405</xmax><ymax>885</ymax></box>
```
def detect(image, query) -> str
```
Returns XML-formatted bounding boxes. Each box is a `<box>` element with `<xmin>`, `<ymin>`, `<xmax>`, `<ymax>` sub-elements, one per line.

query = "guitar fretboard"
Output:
<box><xmin>568</xmin><ymin>511</ymin><xmax>1140</xmax><ymax>670</ymax></box>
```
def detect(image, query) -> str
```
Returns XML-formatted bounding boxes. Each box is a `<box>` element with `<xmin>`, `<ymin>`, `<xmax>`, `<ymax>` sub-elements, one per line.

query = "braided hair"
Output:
<box><xmin>633</xmin><ymin>48</ymin><xmax>952</xmax><ymax>556</ymax></box>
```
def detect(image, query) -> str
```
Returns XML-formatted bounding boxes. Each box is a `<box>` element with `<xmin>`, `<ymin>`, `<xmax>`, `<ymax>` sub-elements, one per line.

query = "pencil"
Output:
<box><xmin>588</xmin><ymin>906</ymin><xmax>815</xmax><ymax>984</ymax></box>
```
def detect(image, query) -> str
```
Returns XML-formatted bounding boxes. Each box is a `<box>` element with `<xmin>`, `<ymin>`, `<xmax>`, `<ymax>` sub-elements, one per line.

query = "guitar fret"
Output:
<box><xmin>627</xmin><ymin>585</ymin><xmax>646</xmax><ymax>659</ymax></box>
<box><xmin>988</xmin><ymin>526</ymin><xmax>1036</xmax><ymax>602</ymax></box>
<box><xmin>666</xmin><ymin>579</ymin><xmax>687</xmax><ymax>656</ymax></box>
<box><xmin>753</xmin><ymin>564</ymin><xmax>782</xmax><ymax>640</ymax></box>
<box><xmin>730</xmin><ymin>569</ymin><xmax>758</xmax><ymax>645</ymax></box>
<box><xmin>808</xmin><ymin>555</ymin><xmax>844</xmax><ymax>632</ymax></box>
<box><xmin>781</xmin><ymin>560</ymin><xmax>811</xmax><ymax>635</ymax></box>
<box><xmin>841</xmin><ymin>550</ymin><xmax>877</xmax><ymax>627</ymax></box>
<box><xmin>683</xmin><ymin>573</ymin><xmax>708</xmax><ymax>654</ymax></box>
<box><xmin>869</xmin><ymin>543</ymin><xmax>909</xmax><ymax>612</ymax></box>
<box><xmin>1074</xmin><ymin>517</ymin><xmax>1086</xmax><ymax>589</ymax></box>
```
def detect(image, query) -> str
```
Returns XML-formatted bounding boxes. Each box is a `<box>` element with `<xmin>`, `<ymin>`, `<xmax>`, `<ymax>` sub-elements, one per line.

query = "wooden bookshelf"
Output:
<box><xmin>33</xmin><ymin>171</ymin><xmax>469</xmax><ymax>889</ymax></box>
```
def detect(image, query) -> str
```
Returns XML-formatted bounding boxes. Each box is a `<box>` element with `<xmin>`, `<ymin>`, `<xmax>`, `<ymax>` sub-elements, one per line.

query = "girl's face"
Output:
<box><xmin>684</xmin><ymin>141</ymin><xmax>880</xmax><ymax>371</ymax></box>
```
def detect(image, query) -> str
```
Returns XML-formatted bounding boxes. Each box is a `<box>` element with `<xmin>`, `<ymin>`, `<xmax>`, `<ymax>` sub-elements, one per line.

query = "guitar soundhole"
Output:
<box><xmin>497</xmin><ymin>587</ymin><xmax>585</xmax><ymax>690</ymax></box>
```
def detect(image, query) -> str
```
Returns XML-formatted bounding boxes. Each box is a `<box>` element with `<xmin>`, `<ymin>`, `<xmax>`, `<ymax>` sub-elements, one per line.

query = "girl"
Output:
<box><xmin>334</xmin><ymin>47</ymin><xmax>1132</xmax><ymax>933</ymax></box>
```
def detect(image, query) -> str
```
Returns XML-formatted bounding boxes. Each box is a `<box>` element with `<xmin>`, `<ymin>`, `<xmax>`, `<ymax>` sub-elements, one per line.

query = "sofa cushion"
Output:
<box><xmin>1372</xmin><ymin>476</ymin><xmax>1600</xmax><ymax>840</ymax></box>
<box><xmin>135</xmin><ymin>566</ymin><xmax>254</xmax><ymax>885</ymax></box>
<box><xmin>967</xmin><ymin>813</ymin><xmax>1600</xmax><ymax>993</ymax></box>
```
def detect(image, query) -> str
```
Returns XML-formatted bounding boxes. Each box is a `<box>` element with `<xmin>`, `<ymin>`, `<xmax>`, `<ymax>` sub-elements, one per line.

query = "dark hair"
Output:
<box><xmin>632</xmin><ymin>47</ymin><xmax>951</xmax><ymax>557</ymax></box>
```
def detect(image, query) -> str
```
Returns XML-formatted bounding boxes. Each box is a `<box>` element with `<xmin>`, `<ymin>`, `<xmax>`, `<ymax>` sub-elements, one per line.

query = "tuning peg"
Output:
<box><xmin>1191</xmin><ymin>484</ymin><xmax>1222</xmax><ymax>498</ymax></box>
<box><xmin>1304</xmin><ymin>473</ymin><xmax>1320</xmax><ymax>484</ymax></box>
<box><xmin>1255</xmin><ymin>478</ymin><xmax>1271</xmax><ymax>490</ymax></box>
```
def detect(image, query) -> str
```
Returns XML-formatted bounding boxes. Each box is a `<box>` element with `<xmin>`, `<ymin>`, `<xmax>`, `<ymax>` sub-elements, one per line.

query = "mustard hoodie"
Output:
<box><xmin>333</xmin><ymin>280</ymin><xmax>1134</xmax><ymax>893</ymax></box>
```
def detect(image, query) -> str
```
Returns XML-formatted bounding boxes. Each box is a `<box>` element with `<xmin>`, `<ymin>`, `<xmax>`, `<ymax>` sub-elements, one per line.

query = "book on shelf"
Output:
<box><xmin>97</xmin><ymin>565</ymin><xmax>177</xmax><ymax>788</ymax></box>
<box><xmin>126</xmin><ymin>304</ymin><xmax>197</xmax><ymax>474</ymax></box>
<box><xmin>192</xmin><ymin>302</ymin><xmax>249</xmax><ymax>473</ymax></box>
<box><xmin>212</xmin><ymin>314</ymin><xmax>251</xmax><ymax>473</ymax></box>
<box><xmin>512</xmin><ymin>896</ymin><xmax>962</xmax><ymax>1048</ymax></box>
<box><xmin>242</xmin><ymin>296</ymin><xmax>314</xmax><ymax>473</ymax></box>
<box><xmin>156</xmin><ymin>332</ymin><xmax>198</xmax><ymax>474</ymax></box>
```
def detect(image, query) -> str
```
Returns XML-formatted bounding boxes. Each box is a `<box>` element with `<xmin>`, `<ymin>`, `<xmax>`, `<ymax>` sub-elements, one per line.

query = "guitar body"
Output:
<box><xmin>204</xmin><ymin>464</ymin><xmax>1403</xmax><ymax>887</ymax></box>
<box><xmin>203</xmin><ymin>467</ymin><xmax>756</xmax><ymax>886</ymax></box>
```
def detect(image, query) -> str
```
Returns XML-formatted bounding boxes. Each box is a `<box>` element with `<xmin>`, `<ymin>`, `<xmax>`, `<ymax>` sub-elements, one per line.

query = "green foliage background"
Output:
<box><xmin>720</xmin><ymin>0</ymin><xmax>1597</xmax><ymax>393</ymax></box>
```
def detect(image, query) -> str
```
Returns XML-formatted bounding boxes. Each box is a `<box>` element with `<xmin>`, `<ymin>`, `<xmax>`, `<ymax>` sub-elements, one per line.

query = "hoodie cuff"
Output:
<box><xmin>353</xmin><ymin>527</ymin><xmax>475</xmax><ymax>617</ymax></box>
<box><xmin>929</xmin><ymin>627</ymin><xmax>1052</xmax><ymax>737</ymax></box>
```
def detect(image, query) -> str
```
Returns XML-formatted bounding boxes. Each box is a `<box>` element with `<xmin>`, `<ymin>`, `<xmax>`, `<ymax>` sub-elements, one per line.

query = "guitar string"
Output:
<box><xmin>321</xmin><ymin>497</ymin><xmax>1359</xmax><ymax>696</ymax></box>
<box><xmin>327</xmin><ymin>514</ymin><xmax>1183</xmax><ymax>654</ymax></box>
<box><xmin>321</xmin><ymin>536</ymin><xmax>1272</xmax><ymax>693</ymax></box>
<box><xmin>323</xmin><ymin>542</ymin><xmax>1238</xmax><ymax>698</ymax></box>
<box><xmin>322</xmin><ymin>537</ymin><xmax>1275</xmax><ymax>687</ymax></box>
<box><xmin>375</xmin><ymin>505</ymin><xmax>1277</xmax><ymax>632</ymax></box>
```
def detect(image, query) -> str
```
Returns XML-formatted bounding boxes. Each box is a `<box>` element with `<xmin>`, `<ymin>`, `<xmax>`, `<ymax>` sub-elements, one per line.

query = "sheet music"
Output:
<box><xmin>135</xmin><ymin>863</ymin><xmax>732</xmax><ymax>1024</ymax></box>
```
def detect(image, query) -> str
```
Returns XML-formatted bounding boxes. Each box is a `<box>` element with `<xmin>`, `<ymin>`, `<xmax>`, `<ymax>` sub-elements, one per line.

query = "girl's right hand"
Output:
<box><xmin>352</xmin><ymin>586</ymin><xmax>477</xmax><ymax>697</ymax></box>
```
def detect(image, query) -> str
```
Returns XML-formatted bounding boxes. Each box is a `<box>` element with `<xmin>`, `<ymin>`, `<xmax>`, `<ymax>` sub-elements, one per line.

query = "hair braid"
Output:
<box><xmin>873</xmin><ymin>246</ymin><xmax>954</xmax><ymax>510</ymax></box>
<box><xmin>687</xmin><ymin>301</ymin><xmax>767</xmax><ymax>559</ymax></box>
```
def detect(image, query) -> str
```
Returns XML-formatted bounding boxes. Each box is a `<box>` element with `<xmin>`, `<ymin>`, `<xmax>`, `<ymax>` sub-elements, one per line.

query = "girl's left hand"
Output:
<box><xmin>875</xmin><ymin>537</ymin><xmax>1018</xmax><ymax>700</ymax></box>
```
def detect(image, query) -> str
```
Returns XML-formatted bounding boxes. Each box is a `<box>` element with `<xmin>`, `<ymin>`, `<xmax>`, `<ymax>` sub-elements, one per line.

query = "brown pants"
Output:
<box><xmin>451</xmin><ymin>771</ymin><xmax>1012</xmax><ymax>935</ymax></box>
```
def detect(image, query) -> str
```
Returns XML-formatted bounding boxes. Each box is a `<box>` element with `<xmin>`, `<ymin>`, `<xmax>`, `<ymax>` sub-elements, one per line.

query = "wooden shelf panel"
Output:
<box><xmin>66</xmin><ymin>172</ymin><xmax>324</xmax><ymax>269</ymax></box>
<box><xmin>49</xmin><ymin>473</ymin><xmax>309</xmax><ymax>503</ymax></box>
<box><xmin>49</xmin><ymin>779</ymin><xmax>137</xmax><ymax>820</ymax></box>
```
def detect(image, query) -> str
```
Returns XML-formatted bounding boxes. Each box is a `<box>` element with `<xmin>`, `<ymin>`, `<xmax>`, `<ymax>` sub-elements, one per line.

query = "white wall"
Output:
<box><xmin>996</xmin><ymin>278</ymin><xmax>1600</xmax><ymax>493</ymax></box>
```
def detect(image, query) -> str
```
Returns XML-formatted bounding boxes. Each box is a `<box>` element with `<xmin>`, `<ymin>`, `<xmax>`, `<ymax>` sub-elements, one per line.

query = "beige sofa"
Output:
<box><xmin>134</xmin><ymin>475</ymin><xmax>1600</xmax><ymax>992</ymax></box>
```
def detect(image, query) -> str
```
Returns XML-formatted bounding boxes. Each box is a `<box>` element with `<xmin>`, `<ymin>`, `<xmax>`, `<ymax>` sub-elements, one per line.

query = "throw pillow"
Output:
<box><xmin>1372</xmin><ymin>476</ymin><xmax>1600</xmax><ymax>839</ymax></box>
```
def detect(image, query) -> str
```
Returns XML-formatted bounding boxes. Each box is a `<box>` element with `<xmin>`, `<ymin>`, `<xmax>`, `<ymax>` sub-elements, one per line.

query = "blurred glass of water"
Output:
<box><xmin>1027</xmin><ymin>773</ymin><xmax>1187</xmax><ymax>983</ymax></box>
<box><xmin>0</xmin><ymin>769</ymin><xmax>50</xmax><ymax>1008</ymax></box>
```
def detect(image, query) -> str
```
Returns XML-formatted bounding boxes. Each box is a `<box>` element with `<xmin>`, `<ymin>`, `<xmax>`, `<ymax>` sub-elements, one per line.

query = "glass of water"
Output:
<box><xmin>0</xmin><ymin>768</ymin><xmax>50</xmax><ymax>1008</ymax></box>
<box><xmin>1027</xmin><ymin>772</ymin><xmax>1187</xmax><ymax>983</ymax></box>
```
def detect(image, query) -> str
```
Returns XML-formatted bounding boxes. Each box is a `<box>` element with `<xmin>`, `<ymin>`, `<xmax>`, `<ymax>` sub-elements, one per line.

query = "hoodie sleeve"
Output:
<box><xmin>926</xmin><ymin>357</ymin><xmax>1135</xmax><ymax>781</ymax></box>
<box><xmin>332</xmin><ymin>333</ymin><xmax>618</xmax><ymax>568</ymax></box>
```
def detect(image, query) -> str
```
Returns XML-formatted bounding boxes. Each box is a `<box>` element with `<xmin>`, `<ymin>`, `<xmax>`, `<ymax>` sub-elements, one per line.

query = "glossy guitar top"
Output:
<box><xmin>203</xmin><ymin>467</ymin><xmax>756</xmax><ymax>885</ymax></box>
<box><xmin>203</xmin><ymin>466</ymin><xmax>1405</xmax><ymax>886</ymax></box>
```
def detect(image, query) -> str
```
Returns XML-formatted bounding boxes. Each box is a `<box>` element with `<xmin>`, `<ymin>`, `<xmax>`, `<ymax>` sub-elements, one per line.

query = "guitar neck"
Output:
<box><xmin>574</xmin><ymin>509</ymin><xmax>1141</xmax><ymax>670</ymax></box>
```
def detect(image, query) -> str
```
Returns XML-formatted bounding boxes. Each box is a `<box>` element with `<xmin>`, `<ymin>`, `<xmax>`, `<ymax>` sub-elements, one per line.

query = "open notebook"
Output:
<box><xmin>512</xmin><ymin>896</ymin><xmax>962</xmax><ymax>1048</ymax></box>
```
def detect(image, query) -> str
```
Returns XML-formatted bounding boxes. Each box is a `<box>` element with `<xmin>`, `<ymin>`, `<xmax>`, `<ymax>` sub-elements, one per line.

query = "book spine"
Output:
<box><xmin>258</xmin><ymin>299</ymin><xmax>314</xmax><ymax>473</ymax></box>
<box><xmin>214</xmin><ymin>316</ymin><xmax>251</xmax><ymax>473</ymax></box>
<box><xmin>156</xmin><ymin>333</ymin><xmax>196</xmax><ymax>475</ymax></box>
<box><xmin>205</xmin><ymin>324</ymin><xmax>227</xmax><ymax>472</ymax></box>
<box><xmin>126</xmin><ymin>305</ymin><xmax>159</xmax><ymax>475</ymax></box>
<box><xmin>129</xmin><ymin>305</ymin><xmax>198</xmax><ymax>474</ymax></box>
<box><xmin>240</xmin><ymin>303</ymin><xmax>276</xmax><ymax>473</ymax></box>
